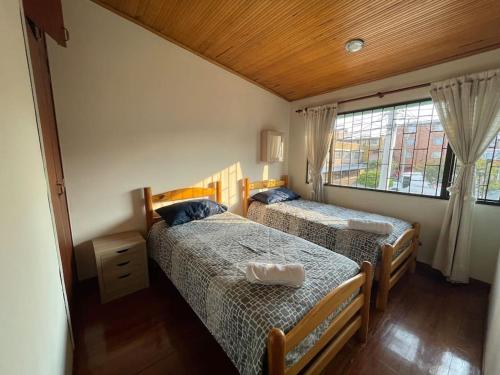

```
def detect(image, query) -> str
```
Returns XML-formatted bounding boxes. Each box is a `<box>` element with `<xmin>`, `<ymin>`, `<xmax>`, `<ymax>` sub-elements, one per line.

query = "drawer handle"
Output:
<box><xmin>117</xmin><ymin>248</ymin><xmax>129</xmax><ymax>254</ymax></box>
<box><xmin>118</xmin><ymin>273</ymin><xmax>131</xmax><ymax>279</ymax></box>
<box><xmin>117</xmin><ymin>261</ymin><xmax>130</xmax><ymax>267</ymax></box>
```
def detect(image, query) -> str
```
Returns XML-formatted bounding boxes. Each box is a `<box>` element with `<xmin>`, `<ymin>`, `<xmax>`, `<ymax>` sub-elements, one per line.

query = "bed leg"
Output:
<box><xmin>376</xmin><ymin>244</ymin><xmax>393</xmax><ymax>311</ymax></box>
<box><xmin>268</xmin><ymin>328</ymin><xmax>286</xmax><ymax>375</ymax></box>
<box><xmin>357</xmin><ymin>261</ymin><xmax>373</xmax><ymax>343</ymax></box>
<box><xmin>409</xmin><ymin>223</ymin><xmax>421</xmax><ymax>275</ymax></box>
<box><xmin>409</xmin><ymin>258</ymin><xmax>417</xmax><ymax>274</ymax></box>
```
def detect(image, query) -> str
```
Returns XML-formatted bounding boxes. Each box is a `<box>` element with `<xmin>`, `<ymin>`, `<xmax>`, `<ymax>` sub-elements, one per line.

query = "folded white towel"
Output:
<box><xmin>246</xmin><ymin>262</ymin><xmax>305</xmax><ymax>288</ymax></box>
<box><xmin>347</xmin><ymin>219</ymin><xmax>394</xmax><ymax>235</ymax></box>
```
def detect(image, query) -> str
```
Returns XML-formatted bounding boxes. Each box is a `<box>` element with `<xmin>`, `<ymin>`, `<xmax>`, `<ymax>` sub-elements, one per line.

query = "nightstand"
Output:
<box><xmin>92</xmin><ymin>231</ymin><xmax>149</xmax><ymax>303</ymax></box>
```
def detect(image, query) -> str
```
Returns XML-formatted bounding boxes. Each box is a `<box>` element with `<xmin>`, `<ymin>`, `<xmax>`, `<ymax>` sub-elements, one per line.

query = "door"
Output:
<box><xmin>26</xmin><ymin>20</ymin><xmax>75</xmax><ymax>304</ymax></box>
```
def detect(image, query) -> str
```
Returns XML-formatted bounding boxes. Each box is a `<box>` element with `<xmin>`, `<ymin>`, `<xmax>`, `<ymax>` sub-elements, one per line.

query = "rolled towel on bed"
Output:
<box><xmin>347</xmin><ymin>219</ymin><xmax>394</xmax><ymax>235</ymax></box>
<box><xmin>245</xmin><ymin>262</ymin><xmax>305</xmax><ymax>288</ymax></box>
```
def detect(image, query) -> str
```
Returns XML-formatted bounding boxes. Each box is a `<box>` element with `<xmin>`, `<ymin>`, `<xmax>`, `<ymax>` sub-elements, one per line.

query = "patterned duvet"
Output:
<box><xmin>247</xmin><ymin>199</ymin><xmax>412</xmax><ymax>268</ymax></box>
<box><xmin>148</xmin><ymin>212</ymin><xmax>359</xmax><ymax>375</ymax></box>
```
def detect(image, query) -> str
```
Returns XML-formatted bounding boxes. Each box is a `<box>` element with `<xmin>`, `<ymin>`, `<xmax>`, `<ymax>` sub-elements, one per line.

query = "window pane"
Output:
<box><xmin>477</xmin><ymin>132</ymin><xmax>500</xmax><ymax>203</ymax></box>
<box><xmin>486</xmin><ymin>165</ymin><xmax>499</xmax><ymax>201</ymax></box>
<box><xmin>325</xmin><ymin>99</ymin><xmax>449</xmax><ymax>197</ymax></box>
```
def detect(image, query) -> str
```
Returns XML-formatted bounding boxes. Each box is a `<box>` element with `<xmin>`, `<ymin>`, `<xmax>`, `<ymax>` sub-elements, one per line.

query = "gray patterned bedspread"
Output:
<box><xmin>247</xmin><ymin>199</ymin><xmax>412</xmax><ymax>268</ymax></box>
<box><xmin>148</xmin><ymin>212</ymin><xmax>359</xmax><ymax>375</ymax></box>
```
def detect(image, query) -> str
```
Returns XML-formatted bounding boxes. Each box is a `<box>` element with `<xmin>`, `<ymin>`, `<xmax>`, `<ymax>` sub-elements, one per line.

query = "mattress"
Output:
<box><xmin>247</xmin><ymin>199</ymin><xmax>412</xmax><ymax>268</ymax></box>
<box><xmin>148</xmin><ymin>211</ymin><xmax>359</xmax><ymax>375</ymax></box>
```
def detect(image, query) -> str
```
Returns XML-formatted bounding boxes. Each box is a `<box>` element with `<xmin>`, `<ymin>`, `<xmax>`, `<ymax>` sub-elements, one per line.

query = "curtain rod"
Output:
<box><xmin>295</xmin><ymin>82</ymin><xmax>431</xmax><ymax>113</ymax></box>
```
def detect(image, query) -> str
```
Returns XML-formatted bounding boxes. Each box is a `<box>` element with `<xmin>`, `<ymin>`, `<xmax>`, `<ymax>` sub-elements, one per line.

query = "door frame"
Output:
<box><xmin>22</xmin><ymin>15</ymin><xmax>75</xmax><ymax>342</ymax></box>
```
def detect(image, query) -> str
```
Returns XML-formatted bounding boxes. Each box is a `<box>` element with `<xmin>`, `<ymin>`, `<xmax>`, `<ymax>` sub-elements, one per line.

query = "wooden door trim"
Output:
<box><xmin>25</xmin><ymin>18</ymin><xmax>75</xmax><ymax>307</ymax></box>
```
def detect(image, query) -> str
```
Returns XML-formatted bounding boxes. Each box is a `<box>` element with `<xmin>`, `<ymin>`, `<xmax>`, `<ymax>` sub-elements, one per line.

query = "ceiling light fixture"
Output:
<box><xmin>345</xmin><ymin>39</ymin><xmax>365</xmax><ymax>53</ymax></box>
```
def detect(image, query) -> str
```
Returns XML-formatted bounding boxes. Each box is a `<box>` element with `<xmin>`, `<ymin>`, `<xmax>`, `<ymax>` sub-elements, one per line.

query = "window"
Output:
<box><xmin>312</xmin><ymin>99</ymin><xmax>450</xmax><ymax>197</ymax></box>
<box><xmin>307</xmin><ymin>99</ymin><xmax>499</xmax><ymax>205</ymax></box>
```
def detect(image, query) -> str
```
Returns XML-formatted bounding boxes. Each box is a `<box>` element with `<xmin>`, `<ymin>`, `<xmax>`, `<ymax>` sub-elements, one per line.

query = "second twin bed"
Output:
<box><xmin>243</xmin><ymin>176</ymin><xmax>420</xmax><ymax>310</ymax></box>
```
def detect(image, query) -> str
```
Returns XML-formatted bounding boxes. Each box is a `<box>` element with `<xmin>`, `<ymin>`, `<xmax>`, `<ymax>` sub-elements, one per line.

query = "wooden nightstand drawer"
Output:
<box><xmin>101</xmin><ymin>247</ymin><xmax>145</xmax><ymax>273</ymax></box>
<box><xmin>92</xmin><ymin>231</ymin><xmax>149</xmax><ymax>303</ymax></box>
<box><xmin>100</xmin><ymin>242</ymin><xmax>146</xmax><ymax>260</ymax></box>
<box><xmin>102</xmin><ymin>260</ymin><xmax>146</xmax><ymax>286</ymax></box>
<box><xmin>103</xmin><ymin>269</ymin><xmax>147</xmax><ymax>294</ymax></box>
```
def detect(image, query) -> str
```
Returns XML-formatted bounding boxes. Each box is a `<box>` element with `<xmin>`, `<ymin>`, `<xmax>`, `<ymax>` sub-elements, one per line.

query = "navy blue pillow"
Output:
<box><xmin>251</xmin><ymin>187</ymin><xmax>300</xmax><ymax>204</ymax></box>
<box><xmin>155</xmin><ymin>199</ymin><xmax>227</xmax><ymax>226</ymax></box>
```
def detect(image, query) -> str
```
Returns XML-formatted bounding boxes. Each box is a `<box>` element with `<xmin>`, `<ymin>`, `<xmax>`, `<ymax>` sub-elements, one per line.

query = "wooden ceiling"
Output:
<box><xmin>94</xmin><ymin>0</ymin><xmax>500</xmax><ymax>101</ymax></box>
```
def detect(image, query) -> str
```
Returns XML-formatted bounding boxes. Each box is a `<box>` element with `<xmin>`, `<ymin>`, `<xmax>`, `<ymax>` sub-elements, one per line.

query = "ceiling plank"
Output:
<box><xmin>91</xmin><ymin>0</ymin><xmax>500</xmax><ymax>101</ymax></box>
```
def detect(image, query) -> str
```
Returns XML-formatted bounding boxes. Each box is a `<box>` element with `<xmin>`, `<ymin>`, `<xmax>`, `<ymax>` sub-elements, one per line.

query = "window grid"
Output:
<box><xmin>308</xmin><ymin>99</ymin><xmax>499</xmax><ymax>205</ymax></box>
<box><xmin>328</xmin><ymin>99</ymin><xmax>449</xmax><ymax>198</ymax></box>
<box><xmin>477</xmin><ymin>132</ymin><xmax>500</xmax><ymax>203</ymax></box>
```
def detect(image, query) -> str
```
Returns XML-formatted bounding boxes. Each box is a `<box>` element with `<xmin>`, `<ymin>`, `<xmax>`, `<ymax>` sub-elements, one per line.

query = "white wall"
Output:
<box><xmin>47</xmin><ymin>0</ymin><xmax>290</xmax><ymax>279</ymax></box>
<box><xmin>0</xmin><ymin>1</ymin><xmax>72</xmax><ymax>373</ymax></box>
<box><xmin>484</xmin><ymin>250</ymin><xmax>500</xmax><ymax>375</ymax></box>
<box><xmin>289</xmin><ymin>49</ymin><xmax>500</xmax><ymax>283</ymax></box>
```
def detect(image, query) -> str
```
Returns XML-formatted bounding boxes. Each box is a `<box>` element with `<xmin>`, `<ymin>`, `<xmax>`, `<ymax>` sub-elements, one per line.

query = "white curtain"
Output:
<box><xmin>431</xmin><ymin>68</ymin><xmax>500</xmax><ymax>283</ymax></box>
<box><xmin>304</xmin><ymin>104</ymin><xmax>338</xmax><ymax>202</ymax></box>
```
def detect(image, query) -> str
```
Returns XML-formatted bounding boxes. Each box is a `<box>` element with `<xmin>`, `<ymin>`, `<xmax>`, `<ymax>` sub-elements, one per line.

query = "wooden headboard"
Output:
<box><xmin>242</xmin><ymin>176</ymin><xmax>288</xmax><ymax>217</ymax></box>
<box><xmin>144</xmin><ymin>181</ymin><xmax>222</xmax><ymax>231</ymax></box>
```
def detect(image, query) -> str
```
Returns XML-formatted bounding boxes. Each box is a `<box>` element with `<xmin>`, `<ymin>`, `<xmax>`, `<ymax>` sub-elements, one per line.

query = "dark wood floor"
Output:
<box><xmin>73</xmin><ymin>263</ymin><xmax>489</xmax><ymax>375</ymax></box>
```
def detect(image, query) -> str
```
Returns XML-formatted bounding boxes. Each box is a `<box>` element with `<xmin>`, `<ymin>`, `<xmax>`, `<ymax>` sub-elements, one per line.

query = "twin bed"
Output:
<box><xmin>242</xmin><ymin>176</ymin><xmax>420</xmax><ymax>311</ymax></box>
<box><xmin>144</xmin><ymin>183</ymin><xmax>372</xmax><ymax>375</ymax></box>
<box><xmin>143</xmin><ymin>177</ymin><xmax>419</xmax><ymax>374</ymax></box>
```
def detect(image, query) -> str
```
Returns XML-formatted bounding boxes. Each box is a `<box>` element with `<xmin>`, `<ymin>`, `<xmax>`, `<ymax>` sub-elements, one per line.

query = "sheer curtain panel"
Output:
<box><xmin>303</xmin><ymin>104</ymin><xmax>338</xmax><ymax>202</ymax></box>
<box><xmin>431</xmin><ymin>68</ymin><xmax>500</xmax><ymax>283</ymax></box>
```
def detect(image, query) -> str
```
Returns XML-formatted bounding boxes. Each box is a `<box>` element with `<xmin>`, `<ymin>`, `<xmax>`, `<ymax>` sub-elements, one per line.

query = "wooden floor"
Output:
<box><xmin>73</xmin><ymin>263</ymin><xmax>489</xmax><ymax>375</ymax></box>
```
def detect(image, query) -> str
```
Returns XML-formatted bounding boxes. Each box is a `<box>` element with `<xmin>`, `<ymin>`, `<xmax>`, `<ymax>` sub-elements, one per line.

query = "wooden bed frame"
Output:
<box><xmin>268</xmin><ymin>261</ymin><xmax>372</xmax><ymax>375</ymax></box>
<box><xmin>144</xmin><ymin>181</ymin><xmax>222</xmax><ymax>231</ymax></box>
<box><xmin>242</xmin><ymin>176</ymin><xmax>421</xmax><ymax>311</ymax></box>
<box><xmin>143</xmin><ymin>182</ymin><xmax>373</xmax><ymax>374</ymax></box>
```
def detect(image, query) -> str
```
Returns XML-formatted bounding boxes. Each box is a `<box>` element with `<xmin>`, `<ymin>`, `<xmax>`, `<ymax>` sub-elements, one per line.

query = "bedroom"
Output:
<box><xmin>1</xmin><ymin>0</ymin><xmax>499</xmax><ymax>374</ymax></box>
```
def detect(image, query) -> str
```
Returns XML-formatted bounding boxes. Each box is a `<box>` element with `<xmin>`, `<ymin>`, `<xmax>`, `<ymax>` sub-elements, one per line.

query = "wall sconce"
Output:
<box><xmin>261</xmin><ymin>130</ymin><xmax>284</xmax><ymax>163</ymax></box>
